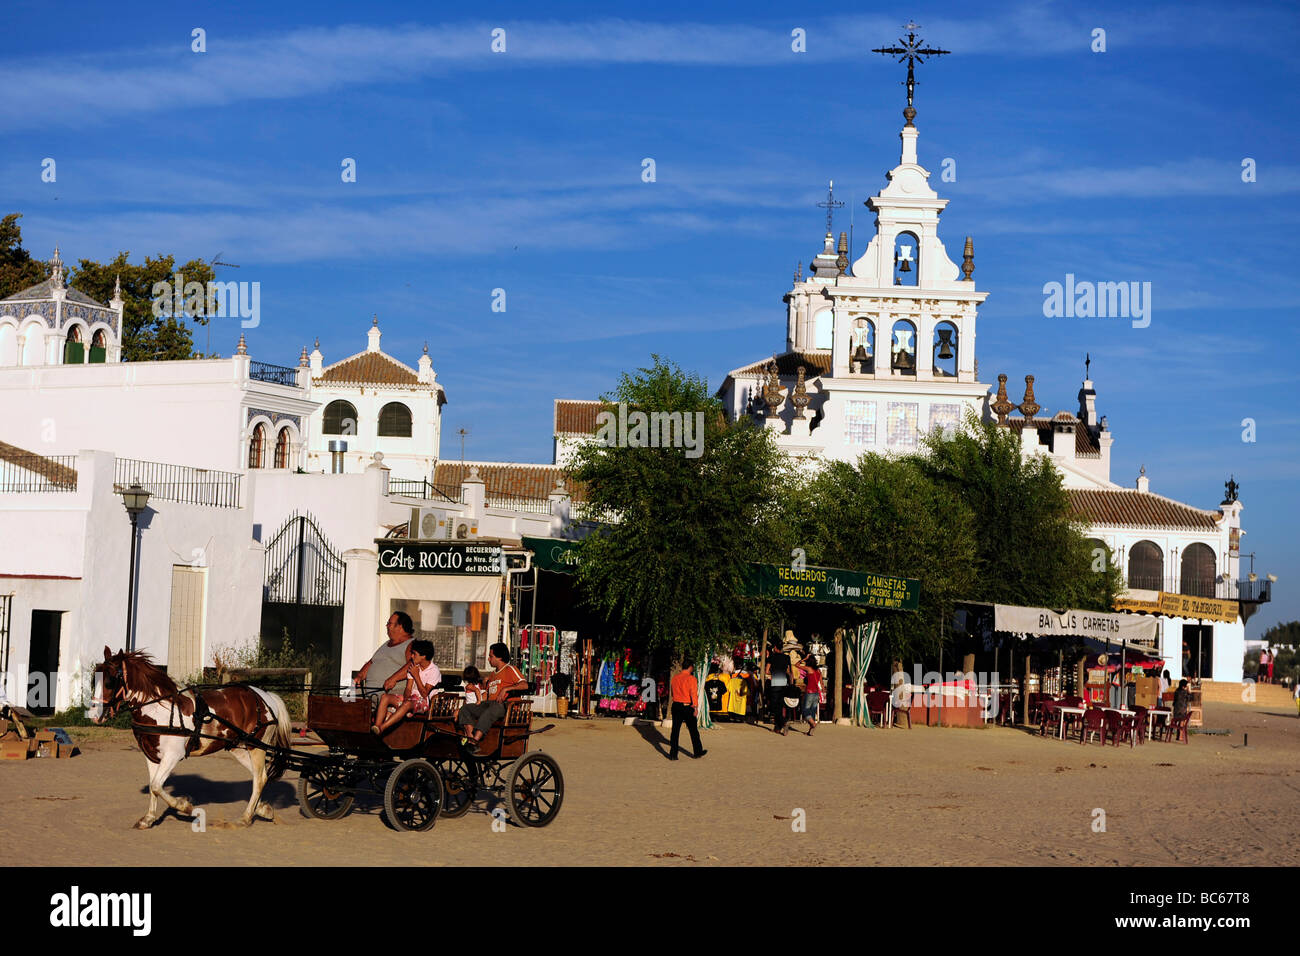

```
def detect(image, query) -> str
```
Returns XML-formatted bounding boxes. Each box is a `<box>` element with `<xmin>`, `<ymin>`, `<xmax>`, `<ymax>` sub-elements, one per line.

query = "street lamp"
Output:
<box><xmin>118</xmin><ymin>480</ymin><xmax>151</xmax><ymax>651</ymax></box>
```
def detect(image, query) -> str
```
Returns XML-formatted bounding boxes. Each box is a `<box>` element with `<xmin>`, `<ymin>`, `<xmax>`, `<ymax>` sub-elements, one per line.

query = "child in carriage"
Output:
<box><xmin>461</xmin><ymin>666</ymin><xmax>486</xmax><ymax>705</ymax></box>
<box><xmin>372</xmin><ymin>639</ymin><xmax>441</xmax><ymax>735</ymax></box>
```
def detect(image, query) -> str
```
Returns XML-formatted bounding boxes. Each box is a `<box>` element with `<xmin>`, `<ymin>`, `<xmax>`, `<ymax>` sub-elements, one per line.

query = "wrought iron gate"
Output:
<box><xmin>260</xmin><ymin>511</ymin><xmax>346</xmax><ymax>687</ymax></box>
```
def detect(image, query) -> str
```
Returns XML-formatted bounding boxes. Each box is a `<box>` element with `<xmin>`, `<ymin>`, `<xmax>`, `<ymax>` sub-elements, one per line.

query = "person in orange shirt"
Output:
<box><xmin>669</xmin><ymin>660</ymin><xmax>707</xmax><ymax>761</ymax></box>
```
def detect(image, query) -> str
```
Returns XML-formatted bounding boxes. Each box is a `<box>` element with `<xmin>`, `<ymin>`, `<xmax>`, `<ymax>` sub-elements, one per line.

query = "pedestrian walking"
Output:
<box><xmin>798</xmin><ymin>652</ymin><xmax>822</xmax><ymax>736</ymax></box>
<box><xmin>767</xmin><ymin>634</ymin><xmax>796</xmax><ymax>736</ymax></box>
<box><xmin>669</xmin><ymin>661</ymin><xmax>707</xmax><ymax>760</ymax></box>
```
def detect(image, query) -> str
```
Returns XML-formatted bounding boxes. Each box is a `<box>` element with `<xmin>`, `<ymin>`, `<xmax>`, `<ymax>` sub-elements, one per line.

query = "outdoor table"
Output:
<box><xmin>1147</xmin><ymin>708</ymin><xmax>1171</xmax><ymax>740</ymax></box>
<box><xmin>1056</xmin><ymin>705</ymin><xmax>1085</xmax><ymax>740</ymax></box>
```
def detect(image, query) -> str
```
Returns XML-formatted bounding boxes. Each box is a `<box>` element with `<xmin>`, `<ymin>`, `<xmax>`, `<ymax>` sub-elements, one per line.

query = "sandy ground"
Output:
<box><xmin>3</xmin><ymin>700</ymin><xmax>1298</xmax><ymax>867</ymax></box>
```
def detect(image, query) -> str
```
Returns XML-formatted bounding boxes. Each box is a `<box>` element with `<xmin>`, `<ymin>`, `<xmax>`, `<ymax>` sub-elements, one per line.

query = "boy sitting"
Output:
<box><xmin>456</xmin><ymin>643</ymin><xmax>528</xmax><ymax>752</ymax></box>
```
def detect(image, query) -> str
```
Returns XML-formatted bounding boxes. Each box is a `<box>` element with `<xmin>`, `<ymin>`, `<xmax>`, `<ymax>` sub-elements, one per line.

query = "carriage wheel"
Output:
<box><xmin>505</xmin><ymin>752</ymin><xmax>564</xmax><ymax>828</ymax></box>
<box><xmin>297</xmin><ymin>768</ymin><xmax>355</xmax><ymax>820</ymax></box>
<box><xmin>438</xmin><ymin>759</ymin><xmax>476</xmax><ymax>818</ymax></box>
<box><xmin>383</xmin><ymin>759</ymin><xmax>444</xmax><ymax>832</ymax></box>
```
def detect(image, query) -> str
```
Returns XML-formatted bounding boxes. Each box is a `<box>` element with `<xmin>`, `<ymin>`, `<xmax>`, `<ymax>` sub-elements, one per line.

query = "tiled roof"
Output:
<box><xmin>317</xmin><ymin>351</ymin><xmax>420</xmax><ymax>386</ymax></box>
<box><xmin>2</xmin><ymin>279</ymin><xmax>108</xmax><ymax>307</ymax></box>
<box><xmin>554</xmin><ymin>400</ymin><xmax>604</xmax><ymax>435</ymax></box>
<box><xmin>1068</xmin><ymin>488</ymin><xmax>1221</xmax><ymax>531</ymax></box>
<box><xmin>433</xmin><ymin>462</ymin><xmax>586</xmax><ymax>502</ymax></box>
<box><xmin>999</xmin><ymin>417</ymin><xmax>1101</xmax><ymax>459</ymax></box>
<box><xmin>730</xmin><ymin>350</ymin><xmax>833</xmax><ymax>379</ymax></box>
<box><xmin>0</xmin><ymin>440</ymin><xmax>78</xmax><ymax>486</ymax></box>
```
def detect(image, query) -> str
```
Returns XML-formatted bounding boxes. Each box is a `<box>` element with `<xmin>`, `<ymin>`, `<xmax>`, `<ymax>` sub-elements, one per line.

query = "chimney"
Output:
<box><xmin>1136</xmin><ymin>465</ymin><xmax>1149</xmax><ymax>493</ymax></box>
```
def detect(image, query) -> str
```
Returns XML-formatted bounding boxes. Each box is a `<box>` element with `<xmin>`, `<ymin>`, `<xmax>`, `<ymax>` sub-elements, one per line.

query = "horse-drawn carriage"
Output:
<box><xmin>298</xmin><ymin>690</ymin><xmax>564</xmax><ymax>831</ymax></box>
<box><xmin>91</xmin><ymin>648</ymin><xmax>563</xmax><ymax>832</ymax></box>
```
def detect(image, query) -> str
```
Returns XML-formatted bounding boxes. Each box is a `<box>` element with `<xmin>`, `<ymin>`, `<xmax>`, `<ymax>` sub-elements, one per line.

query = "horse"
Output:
<box><xmin>91</xmin><ymin>646</ymin><xmax>293</xmax><ymax>829</ymax></box>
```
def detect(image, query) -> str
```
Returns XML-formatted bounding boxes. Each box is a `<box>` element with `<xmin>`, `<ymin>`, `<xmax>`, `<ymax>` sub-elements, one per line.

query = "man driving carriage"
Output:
<box><xmin>355</xmin><ymin>612</ymin><xmax>416</xmax><ymax>696</ymax></box>
<box><xmin>456</xmin><ymin>642</ymin><xmax>528</xmax><ymax>753</ymax></box>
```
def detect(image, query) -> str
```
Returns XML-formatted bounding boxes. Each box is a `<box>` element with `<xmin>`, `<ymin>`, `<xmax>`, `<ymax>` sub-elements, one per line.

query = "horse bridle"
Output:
<box><xmin>95</xmin><ymin>659</ymin><xmax>130</xmax><ymax>718</ymax></box>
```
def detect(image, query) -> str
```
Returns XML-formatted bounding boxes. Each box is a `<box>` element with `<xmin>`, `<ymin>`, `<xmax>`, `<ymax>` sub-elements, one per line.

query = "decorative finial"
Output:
<box><xmin>1225</xmin><ymin>475</ymin><xmax>1239</xmax><ymax>503</ymax></box>
<box><xmin>50</xmin><ymin>245</ymin><xmax>65</xmax><ymax>285</ymax></box>
<box><xmin>313</xmin><ymin>337</ymin><xmax>320</xmax><ymax>349</ymax></box>
<box><xmin>762</xmin><ymin>361</ymin><xmax>784</xmax><ymax>414</ymax></box>
<box><xmin>113</xmin><ymin>274</ymin><xmax>121</xmax><ymax>297</ymax></box>
<box><xmin>991</xmin><ymin>373</ymin><xmax>1014</xmax><ymax>425</ymax></box>
<box><xmin>423</xmin><ymin>341</ymin><xmax>429</xmax><ymax>354</ymax></box>
<box><xmin>1085</xmin><ymin>352</ymin><xmax>1091</xmax><ymax>379</ymax></box>
<box><xmin>873</xmin><ymin>22</ymin><xmax>950</xmax><ymax>126</ymax></box>
<box><xmin>961</xmin><ymin>236</ymin><xmax>974</xmax><ymax>281</ymax></box>
<box><xmin>236</xmin><ymin>332</ymin><xmax>248</xmax><ymax>355</ymax></box>
<box><xmin>837</xmin><ymin>232</ymin><xmax>848</xmax><ymax>276</ymax></box>
<box><xmin>372</xmin><ymin>314</ymin><xmax>378</xmax><ymax>327</ymax></box>
<box><xmin>816</xmin><ymin>180</ymin><xmax>845</xmax><ymax>237</ymax></box>
<box><xmin>794</xmin><ymin>261</ymin><xmax>802</xmax><ymax>284</ymax></box>
<box><xmin>1019</xmin><ymin>375</ymin><xmax>1040</xmax><ymax>419</ymax></box>
<box><xmin>791</xmin><ymin>366</ymin><xmax>810</xmax><ymax>419</ymax></box>
<box><xmin>299</xmin><ymin>345</ymin><xmax>309</xmax><ymax>367</ymax></box>
<box><xmin>1140</xmin><ymin>464</ymin><xmax>1146</xmax><ymax>476</ymax></box>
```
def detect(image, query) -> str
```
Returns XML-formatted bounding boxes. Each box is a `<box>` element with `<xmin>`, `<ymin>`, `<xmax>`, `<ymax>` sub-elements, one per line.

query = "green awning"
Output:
<box><xmin>522</xmin><ymin>536</ymin><xmax>582</xmax><ymax>574</ymax></box>
<box><xmin>741</xmin><ymin>562</ymin><xmax>920</xmax><ymax>610</ymax></box>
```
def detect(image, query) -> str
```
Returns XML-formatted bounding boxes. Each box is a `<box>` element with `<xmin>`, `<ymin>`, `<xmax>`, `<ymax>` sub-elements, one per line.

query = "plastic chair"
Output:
<box><xmin>1079</xmin><ymin>707</ymin><xmax>1105</xmax><ymax>745</ymax></box>
<box><xmin>1130</xmin><ymin>706</ymin><xmax>1148</xmax><ymax>745</ymax></box>
<box><xmin>866</xmin><ymin>690</ymin><xmax>890</xmax><ymax>728</ymax></box>
<box><xmin>1038</xmin><ymin>699</ymin><xmax>1059</xmax><ymax>737</ymax></box>
<box><xmin>1165</xmin><ymin>714</ymin><xmax>1191</xmax><ymax>744</ymax></box>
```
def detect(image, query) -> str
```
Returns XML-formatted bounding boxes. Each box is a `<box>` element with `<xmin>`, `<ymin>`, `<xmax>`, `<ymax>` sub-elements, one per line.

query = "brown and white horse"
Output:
<box><xmin>91</xmin><ymin>646</ymin><xmax>293</xmax><ymax>829</ymax></box>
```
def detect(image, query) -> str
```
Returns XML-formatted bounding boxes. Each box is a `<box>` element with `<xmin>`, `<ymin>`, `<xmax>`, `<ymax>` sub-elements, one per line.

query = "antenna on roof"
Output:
<box><xmin>457</xmin><ymin>427</ymin><xmax>470</xmax><ymax>464</ymax></box>
<box><xmin>200</xmin><ymin>252</ymin><xmax>241</xmax><ymax>358</ymax></box>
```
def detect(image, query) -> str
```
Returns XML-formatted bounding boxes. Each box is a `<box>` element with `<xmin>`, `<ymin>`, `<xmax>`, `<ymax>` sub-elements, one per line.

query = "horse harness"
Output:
<box><xmin>130</xmin><ymin>687</ymin><xmax>278</xmax><ymax>755</ymax></box>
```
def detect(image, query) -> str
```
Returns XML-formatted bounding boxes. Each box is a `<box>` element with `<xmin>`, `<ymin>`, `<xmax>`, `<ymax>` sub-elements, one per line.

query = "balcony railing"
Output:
<box><xmin>0</xmin><ymin>454</ymin><xmax>77</xmax><ymax>492</ymax></box>
<box><xmin>1125</xmin><ymin>574</ymin><xmax>1270</xmax><ymax>603</ymax></box>
<box><xmin>387</xmin><ymin>479</ymin><xmax>462</xmax><ymax>504</ymax></box>
<box><xmin>249</xmin><ymin>361</ymin><xmax>300</xmax><ymax>387</ymax></box>
<box><xmin>115</xmin><ymin>457</ymin><xmax>242</xmax><ymax>508</ymax></box>
<box><xmin>485</xmin><ymin>491</ymin><xmax>552</xmax><ymax>515</ymax></box>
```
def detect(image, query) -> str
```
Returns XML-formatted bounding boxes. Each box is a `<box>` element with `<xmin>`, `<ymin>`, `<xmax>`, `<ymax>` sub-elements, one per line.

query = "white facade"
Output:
<box><xmin>0</xmin><ymin>248</ymin><xmax>124</xmax><ymax>368</ymax></box>
<box><xmin>302</xmin><ymin>319</ymin><xmax>445</xmax><ymax>481</ymax></box>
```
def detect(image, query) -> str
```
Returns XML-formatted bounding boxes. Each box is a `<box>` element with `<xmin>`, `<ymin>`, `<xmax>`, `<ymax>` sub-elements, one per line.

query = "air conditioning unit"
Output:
<box><xmin>408</xmin><ymin>507</ymin><xmax>450</xmax><ymax>540</ymax></box>
<box><xmin>452</xmin><ymin>517</ymin><xmax>480</xmax><ymax>539</ymax></box>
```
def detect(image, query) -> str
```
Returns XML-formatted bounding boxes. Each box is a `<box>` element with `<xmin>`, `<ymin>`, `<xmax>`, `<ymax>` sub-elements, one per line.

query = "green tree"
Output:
<box><xmin>0</xmin><ymin>213</ymin><xmax>49</xmax><ymax>299</ymax></box>
<box><xmin>71</xmin><ymin>253</ymin><xmax>212</xmax><ymax>361</ymax></box>
<box><xmin>917</xmin><ymin>412</ymin><xmax>1123</xmax><ymax>610</ymax></box>
<box><xmin>567</xmin><ymin>355</ymin><xmax>794</xmax><ymax>662</ymax></box>
<box><xmin>785</xmin><ymin>453</ymin><xmax>978</xmax><ymax>663</ymax></box>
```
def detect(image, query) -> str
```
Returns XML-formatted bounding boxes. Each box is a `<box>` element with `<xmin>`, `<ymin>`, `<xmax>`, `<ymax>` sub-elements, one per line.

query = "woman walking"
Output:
<box><xmin>798</xmin><ymin>653</ymin><xmax>822</xmax><ymax>736</ymax></box>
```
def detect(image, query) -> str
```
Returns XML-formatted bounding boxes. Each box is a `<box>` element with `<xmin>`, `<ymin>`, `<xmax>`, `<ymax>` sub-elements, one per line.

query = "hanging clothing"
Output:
<box><xmin>727</xmin><ymin>675</ymin><xmax>748</xmax><ymax>717</ymax></box>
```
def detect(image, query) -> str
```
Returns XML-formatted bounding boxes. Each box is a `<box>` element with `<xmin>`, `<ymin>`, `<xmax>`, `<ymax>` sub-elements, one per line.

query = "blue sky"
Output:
<box><xmin>5</xmin><ymin>1</ymin><xmax>1299</xmax><ymax>636</ymax></box>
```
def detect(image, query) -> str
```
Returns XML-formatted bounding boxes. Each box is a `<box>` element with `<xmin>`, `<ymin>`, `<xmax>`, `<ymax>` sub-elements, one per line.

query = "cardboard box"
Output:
<box><xmin>35</xmin><ymin>729</ymin><xmax>57</xmax><ymax>743</ymax></box>
<box><xmin>0</xmin><ymin>738</ymin><xmax>32</xmax><ymax>760</ymax></box>
<box><xmin>55</xmin><ymin>742</ymin><xmax>76</xmax><ymax>759</ymax></box>
<box><xmin>33</xmin><ymin>739</ymin><xmax>55</xmax><ymax>759</ymax></box>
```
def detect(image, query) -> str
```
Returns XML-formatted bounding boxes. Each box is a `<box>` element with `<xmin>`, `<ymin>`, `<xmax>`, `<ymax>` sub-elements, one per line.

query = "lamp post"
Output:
<box><xmin>118</xmin><ymin>480</ymin><xmax>151</xmax><ymax>651</ymax></box>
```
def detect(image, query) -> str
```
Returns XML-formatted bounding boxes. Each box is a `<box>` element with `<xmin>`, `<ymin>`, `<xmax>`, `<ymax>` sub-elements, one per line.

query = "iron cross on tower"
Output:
<box><xmin>872</xmin><ymin>21</ymin><xmax>950</xmax><ymax>126</ymax></box>
<box><xmin>816</xmin><ymin>180</ymin><xmax>844</xmax><ymax>236</ymax></box>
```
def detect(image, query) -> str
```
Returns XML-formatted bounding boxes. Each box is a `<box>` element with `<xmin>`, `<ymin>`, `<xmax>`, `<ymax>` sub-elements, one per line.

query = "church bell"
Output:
<box><xmin>936</xmin><ymin>328</ymin><xmax>955</xmax><ymax>359</ymax></box>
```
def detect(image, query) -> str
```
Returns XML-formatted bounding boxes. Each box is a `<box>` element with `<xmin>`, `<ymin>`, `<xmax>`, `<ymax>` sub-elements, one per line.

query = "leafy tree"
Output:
<box><xmin>0</xmin><ymin>212</ymin><xmax>210</xmax><ymax>360</ymax></box>
<box><xmin>917</xmin><ymin>412</ymin><xmax>1123</xmax><ymax>611</ymax></box>
<box><xmin>72</xmin><ymin>253</ymin><xmax>213</xmax><ymax>361</ymax></box>
<box><xmin>784</xmin><ymin>453</ymin><xmax>977</xmax><ymax>663</ymax></box>
<box><xmin>567</xmin><ymin>355</ymin><xmax>794</xmax><ymax>662</ymax></box>
<box><xmin>0</xmin><ymin>213</ymin><xmax>49</xmax><ymax>298</ymax></box>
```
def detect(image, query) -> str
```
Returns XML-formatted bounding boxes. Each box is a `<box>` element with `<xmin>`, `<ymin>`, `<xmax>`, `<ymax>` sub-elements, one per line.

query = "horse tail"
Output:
<box><xmin>249</xmin><ymin>686</ymin><xmax>293</xmax><ymax>782</ymax></box>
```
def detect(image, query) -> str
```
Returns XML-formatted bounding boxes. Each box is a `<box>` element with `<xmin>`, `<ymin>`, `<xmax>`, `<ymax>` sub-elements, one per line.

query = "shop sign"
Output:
<box><xmin>522</xmin><ymin>536</ymin><xmax>581</xmax><ymax>574</ymax></box>
<box><xmin>995</xmin><ymin>604</ymin><xmax>1157</xmax><ymax>643</ymax></box>
<box><xmin>377</xmin><ymin>542</ymin><xmax>503</xmax><ymax>575</ymax></box>
<box><xmin>1156</xmin><ymin>591</ymin><xmax>1238</xmax><ymax>624</ymax></box>
<box><xmin>741</xmin><ymin>563</ymin><xmax>920</xmax><ymax>610</ymax></box>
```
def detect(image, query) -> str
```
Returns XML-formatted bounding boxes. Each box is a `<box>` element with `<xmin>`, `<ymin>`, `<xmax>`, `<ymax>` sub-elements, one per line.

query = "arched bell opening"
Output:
<box><xmin>932</xmin><ymin>321</ymin><xmax>958</xmax><ymax>378</ymax></box>
<box><xmin>812</xmin><ymin>308</ymin><xmax>834</xmax><ymax>351</ymax></box>
<box><xmin>893</xmin><ymin>232</ymin><xmax>919</xmax><ymax>287</ymax></box>
<box><xmin>890</xmin><ymin>319</ymin><xmax>917</xmax><ymax>376</ymax></box>
<box><xmin>849</xmin><ymin>318</ymin><xmax>875</xmax><ymax>372</ymax></box>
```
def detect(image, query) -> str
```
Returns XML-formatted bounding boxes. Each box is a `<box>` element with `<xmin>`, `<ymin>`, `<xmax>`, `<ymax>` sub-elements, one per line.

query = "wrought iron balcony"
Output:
<box><xmin>249</xmin><ymin>361</ymin><xmax>300</xmax><ymax>387</ymax></box>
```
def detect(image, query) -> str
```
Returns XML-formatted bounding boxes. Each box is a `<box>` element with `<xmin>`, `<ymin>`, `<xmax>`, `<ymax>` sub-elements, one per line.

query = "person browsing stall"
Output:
<box><xmin>456</xmin><ymin>643</ymin><xmax>528</xmax><ymax>753</ymax></box>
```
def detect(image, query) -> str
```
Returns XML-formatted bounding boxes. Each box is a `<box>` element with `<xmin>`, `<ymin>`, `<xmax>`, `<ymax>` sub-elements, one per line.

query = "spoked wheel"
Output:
<box><xmin>383</xmin><ymin>759</ymin><xmax>444</xmax><ymax>832</ymax></box>
<box><xmin>438</xmin><ymin>758</ymin><xmax>476</xmax><ymax>818</ymax></box>
<box><xmin>505</xmin><ymin>752</ymin><xmax>564</xmax><ymax>828</ymax></box>
<box><xmin>297</xmin><ymin>767</ymin><xmax>355</xmax><ymax>820</ymax></box>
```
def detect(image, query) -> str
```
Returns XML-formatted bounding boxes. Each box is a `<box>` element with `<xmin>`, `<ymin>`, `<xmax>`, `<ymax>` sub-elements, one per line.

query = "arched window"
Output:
<box><xmin>813</xmin><ymin>309</ymin><xmax>834</xmax><ymax>351</ymax></box>
<box><xmin>21</xmin><ymin>324</ymin><xmax>43</xmax><ymax>366</ymax></box>
<box><xmin>893</xmin><ymin>231</ymin><xmax>919</xmax><ymax>287</ymax></box>
<box><xmin>63</xmin><ymin>325</ymin><xmax>84</xmax><ymax>364</ymax></box>
<box><xmin>890</xmin><ymin>319</ymin><xmax>917</xmax><ymax>374</ymax></box>
<box><xmin>378</xmin><ymin>402</ymin><xmax>412</xmax><ymax>438</ymax></box>
<box><xmin>932</xmin><ymin>321</ymin><xmax>958</xmax><ymax>378</ymax></box>
<box><xmin>90</xmin><ymin>328</ymin><xmax>107</xmax><ymax>363</ymax></box>
<box><xmin>248</xmin><ymin>423</ymin><xmax>266</xmax><ymax>469</ymax></box>
<box><xmin>323</xmin><ymin>400</ymin><xmax>358</xmax><ymax>436</ymax></box>
<box><xmin>1128</xmin><ymin>540</ymin><xmax>1163</xmax><ymax>592</ymax></box>
<box><xmin>1180</xmin><ymin>543</ymin><xmax>1216</xmax><ymax>598</ymax></box>
<box><xmin>274</xmin><ymin>426</ymin><xmax>291</xmax><ymax>469</ymax></box>
<box><xmin>849</xmin><ymin>318</ymin><xmax>874</xmax><ymax>371</ymax></box>
<box><xmin>0</xmin><ymin>324</ymin><xmax>17</xmax><ymax>366</ymax></box>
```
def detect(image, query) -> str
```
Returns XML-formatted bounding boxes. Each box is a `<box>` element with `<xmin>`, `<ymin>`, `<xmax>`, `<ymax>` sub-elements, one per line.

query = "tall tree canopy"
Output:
<box><xmin>0</xmin><ymin>212</ymin><xmax>210</xmax><ymax>361</ymax></box>
<box><xmin>566</xmin><ymin>355</ymin><xmax>793</xmax><ymax>662</ymax></box>
<box><xmin>917</xmin><ymin>412</ymin><xmax>1122</xmax><ymax>610</ymax></box>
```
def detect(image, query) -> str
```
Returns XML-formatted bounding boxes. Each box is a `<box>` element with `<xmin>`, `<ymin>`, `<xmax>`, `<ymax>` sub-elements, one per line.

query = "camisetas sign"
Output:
<box><xmin>377</xmin><ymin>542</ymin><xmax>503</xmax><ymax>575</ymax></box>
<box><xmin>741</xmin><ymin>563</ymin><xmax>920</xmax><ymax>610</ymax></box>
